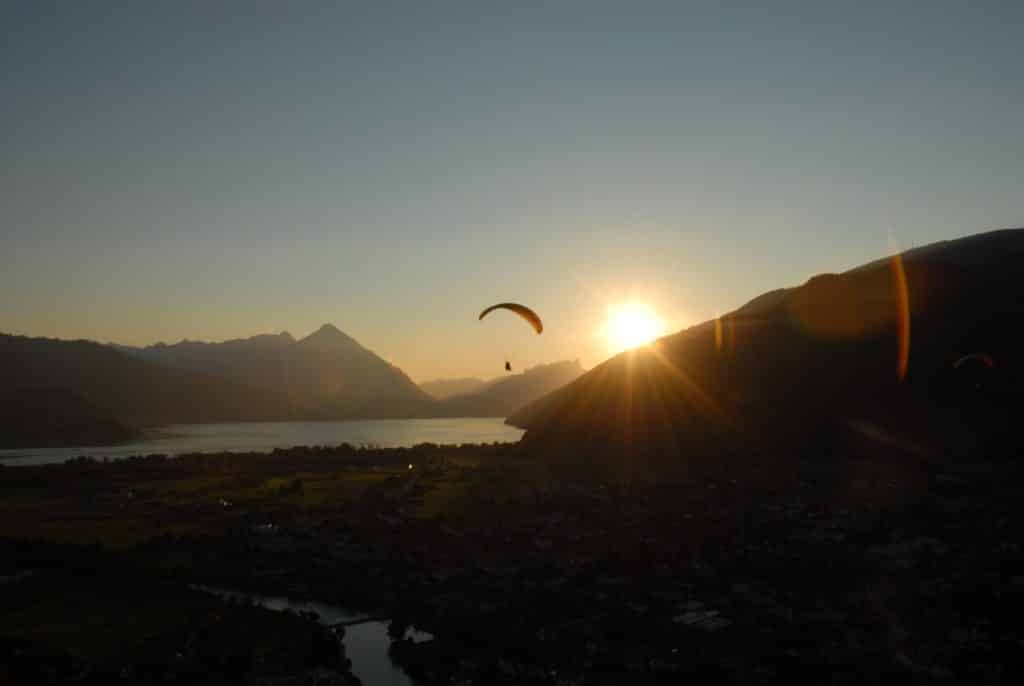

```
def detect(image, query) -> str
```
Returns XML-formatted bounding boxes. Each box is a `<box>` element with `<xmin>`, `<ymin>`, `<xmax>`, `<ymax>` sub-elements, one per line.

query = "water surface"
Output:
<box><xmin>195</xmin><ymin>586</ymin><xmax>431</xmax><ymax>686</ymax></box>
<box><xmin>0</xmin><ymin>418</ymin><xmax>524</xmax><ymax>466</ymax></box>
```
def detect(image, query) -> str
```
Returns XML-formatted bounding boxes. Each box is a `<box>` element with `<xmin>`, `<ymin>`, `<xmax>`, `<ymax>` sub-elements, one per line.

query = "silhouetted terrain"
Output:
<box><xmin>0</xmin><ymin>388</ymin><xmax>139</xmax><ymax>449</ymax></box>
<box><xmin>288</xmin><ymin>324</ymin><xmax>437</xmax><ymax>418</ymax></box>
<box><xmin>511</xmin><ymin>228</ymin><xmax>1024</xmax><ymax>476</ymax></box>
<box><xmin>420</xmin><ymin>376</ymin><xmax>488</xmax><ymax>400</ymax></box>
<box><xmin>122</xmin><ymin>324</ymin><xmax>436</xmax><ymax>420</ymax></box>
<box><xmin>0</xmin><ymin>334</ymin><xmax>288</xmax><ymax>431</ymax></box>
<box><xmin>2</xmin><ymin>325</ymin><xmax>582</xmax><ymax>448</ymax></box>
<box><xmin>7</xmin><ymin>231</ymin><xmax>1024</xmax><ymax>683</ymax></box>
<box><xmin>113</xmin><ymin>331</ymin><xmax>297</xmax><ymax>392</ymax></box>
<box><xmin>437</xmin><ymin>360</ymin><xmax>585</xmax><ymax>418</ymax></box>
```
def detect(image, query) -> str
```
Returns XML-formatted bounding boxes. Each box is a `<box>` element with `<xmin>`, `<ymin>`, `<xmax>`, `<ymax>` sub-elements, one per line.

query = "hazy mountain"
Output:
<box><xmin>437</xmin><ymin>360</ymin><xmax>585</xmax><ymax>418</ymax></box>
<box><xmin>114</xmin><ymin>332</ymin><xmax>296</xmax><ymax>393</ymax></box>
<box><xmin>420</xmin><ymin>377</ymin><xmax>488</xmax><ymax>400</ymax></box>
<box><xmin>0</xmin><ymin>334</ymin><xmax>288</xmax><ymax>430</ymax></box>
<box><xmin>123</xmin><ymin>324</ymin><xmax>437</xmax><ymax>420</ymax></box>
<box><xmin>286</xmin><ymin>324</ymin><xmax>436</xmax><ymax>418</ymax></box>
<box><xmin>0</xmin><ymin>387</ymin><xmax>140</xmax><ymax>449</ymax></box>
<box><xmin>511</xmin><ymin>228</ymin><xmax>1024</xmax><ymax>474</ymax></box>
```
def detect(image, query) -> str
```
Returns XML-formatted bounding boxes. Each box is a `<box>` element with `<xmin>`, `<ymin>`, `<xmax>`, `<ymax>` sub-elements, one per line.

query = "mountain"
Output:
<box><xmin>0</xmin><ymin>387</ymin><xmax>140</xmax><ymax>449</ymax></box>
<box><xmin>113</xmin><ymin>331</ymin><xmax>296</xmax><ymax>393</ymax></box>
<box><xmin>437</xmin><ymin>360</ymin><xmax>585</xmax><ymax>417</ymax></box>
<box><xmin>126</xmin><ymin>324</ymin><xmax>576</xmax><ymax>421</ymax></box>
<box><xmin>511</xmin><ymin>228</ymin><xmax>1024</xmax><ymax>475</ymax></box>
<box><xmin>123</xmin><ymin>324</ymin><xmax>437</xmax><ymax>420</ymax></box>
<box><xmin>420</xmin><ymin>377</ymin><xmax>488</xmax><ymax>400</ymax></box>
<box><xmin>286</xmin><ymin>324</ymin><xmax>436</xmax><ymax>418</ymax></box>
<box><xmin>0</xmin><ymin>334</ymin><xmax>288</xmax><ymax>430</ymax></box>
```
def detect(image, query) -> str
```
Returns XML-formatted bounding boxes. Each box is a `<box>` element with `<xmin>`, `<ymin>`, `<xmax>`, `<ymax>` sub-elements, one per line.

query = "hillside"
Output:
<box><xmin>0</xmin><ymin>334</ymin><xmax>288</xmax><ymax>429</ymax></box>
<box><xmin>0</xmin><ymin>388</ymin><xmax>140</xmax><ymax>449</ymax></box>
<box><xmin>122</xmin><ymin>324</ymin><xmax>437</xmax><ymax>420</ymax></box>
<box><xmin>511</xmin><ymin>228</ymin><xmax>1024</xmax><ymax>475</ymax></box>
<box><xmin>113</xmin><ymin>332</ymin><xmax>296</xmax><ymax>393</ymax></box>
<box><xmin>437</xmin><ymin>360</ymin><xmax>584</xmax><ymax>418</ymax></box>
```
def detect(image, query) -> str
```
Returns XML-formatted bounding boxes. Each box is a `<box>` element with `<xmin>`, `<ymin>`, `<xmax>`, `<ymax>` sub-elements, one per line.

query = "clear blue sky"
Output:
<box><xmin>2</xmin><ymin>1</ymin><xmax>1021</xmax><ymax>380</ymax></box>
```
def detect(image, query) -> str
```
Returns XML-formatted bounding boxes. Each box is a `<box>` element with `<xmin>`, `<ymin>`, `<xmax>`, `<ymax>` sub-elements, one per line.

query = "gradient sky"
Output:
<box><xmin>3</xmin><ymin>1</ymin><xmax>1022</xmax><ymax>381</ymax></box>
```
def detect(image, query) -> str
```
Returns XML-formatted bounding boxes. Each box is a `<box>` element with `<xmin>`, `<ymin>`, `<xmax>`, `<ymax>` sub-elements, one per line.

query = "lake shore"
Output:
<box><xmin>0</xmin><ymin>417</ymin><xmax>524</xmax><ymax>466</ymax></box>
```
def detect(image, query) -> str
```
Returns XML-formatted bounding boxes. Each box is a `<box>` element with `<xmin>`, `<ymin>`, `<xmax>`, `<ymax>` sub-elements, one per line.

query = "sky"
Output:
<box><xmin>2</xmin><ymin>1</ymin><xmax>1022</xmax><ymax>381</ymax></box>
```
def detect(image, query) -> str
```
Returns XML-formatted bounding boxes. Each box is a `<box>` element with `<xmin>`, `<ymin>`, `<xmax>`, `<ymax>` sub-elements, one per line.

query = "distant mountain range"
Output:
<box><xmin>436</xmin><ymin>361</ymin><xmax>584</xmax><ymax>418</ymax></box>
<box><xmin>511</xmin><ymin>228</ymin><xmax>1024</xmax><ymax>475</ymax></box>
<box><xmin>0</xmin><ymin>323</ymin><xmax>582</xmax><ymax>448</ymax></box>
<box><xmin>0</xmin><ymin>333</ymin><xmax>287</xmax><ymax>433</ymax></box>
<box><xmin>420</xmin><ymin>377</ymin><xmax>489</xmax><ymax>400</ymax></box>
<box><xmin>119</xmin><ymin>324</ymin><xmax>436</xmax><ymax>420</ymax></box>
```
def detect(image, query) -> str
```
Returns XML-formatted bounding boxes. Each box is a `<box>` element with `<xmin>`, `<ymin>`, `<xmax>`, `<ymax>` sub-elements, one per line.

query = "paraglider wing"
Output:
<box><xmin>479</xmin><ymin>303</ymin><xmax>543</xmax><ymax>334</ymax></box>
<box><xmin>953</xmin><ymin>353</ymin><xmax>995</xmax><ymax>369</ymax></box>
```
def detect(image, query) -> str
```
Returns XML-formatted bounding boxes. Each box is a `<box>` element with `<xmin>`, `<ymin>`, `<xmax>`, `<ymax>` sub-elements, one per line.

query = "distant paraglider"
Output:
<box><xmin>953</xmin><ymin>353</ymin><xmax>996</xmax><ymax>393</ymax></box>
<box><xmin>953</xmin><ymin>353</ymin><xmax>995</xmax><ymax>370</ymax></box>
<box><xmin>478</xmin><ymin>303</ymin><xmax>544</xmax><ymax>334</ymax></box>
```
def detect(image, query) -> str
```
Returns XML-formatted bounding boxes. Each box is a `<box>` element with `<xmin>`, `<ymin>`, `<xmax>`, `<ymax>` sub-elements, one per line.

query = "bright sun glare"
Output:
<box><xmin>605</xmin><ymin>302</ymin><xmax>666</xmax><ymax>354</ymax></box>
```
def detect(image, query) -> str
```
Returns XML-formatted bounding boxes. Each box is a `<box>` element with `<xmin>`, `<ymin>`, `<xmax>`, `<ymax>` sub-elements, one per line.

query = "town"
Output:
<box><xmin>4</xmin><ymin>438</ymin><xmax>1021</xmax><ymax>683</ymax></box>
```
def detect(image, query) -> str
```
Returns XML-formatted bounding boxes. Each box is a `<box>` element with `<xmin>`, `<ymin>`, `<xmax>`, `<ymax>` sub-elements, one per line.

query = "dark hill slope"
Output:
<box><xmin>0</xmin><ymin>388</ymin><xmax>140</xmax><ymax>449</ymax></box>
<box><xmin>511</xmin><ymin>228</ymin><xmax>1024</xmax><ymax>475</ymax></box>
<box><xmin>0</xmin><ymin>334</ymin><xmax>287</xmax><ymax>428</ymax></box>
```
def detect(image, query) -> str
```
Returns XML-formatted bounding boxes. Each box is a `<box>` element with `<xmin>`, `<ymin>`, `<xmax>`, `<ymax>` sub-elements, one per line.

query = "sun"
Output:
<box><xmin>605</xmin><ymin>302</ymin><xmax>666</xmax><ymax>354</ymax></box>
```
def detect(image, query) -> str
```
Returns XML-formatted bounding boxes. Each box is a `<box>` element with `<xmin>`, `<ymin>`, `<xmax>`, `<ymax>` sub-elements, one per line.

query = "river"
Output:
<box><xmin>194</xmin><ymin>586</ymin><xmax>430</xmax><ymax>685</ymax></box>
<box><xmin>0</xmin><ymin>417</ymin><xmax>524</xmax><ymax>466</ymax></box>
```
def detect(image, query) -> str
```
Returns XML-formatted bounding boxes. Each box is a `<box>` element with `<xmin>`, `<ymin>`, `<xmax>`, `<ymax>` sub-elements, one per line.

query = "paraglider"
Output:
<box><xmin>479</xmin><ymin>302</ymin><xmax>543</xmax><ymax>373</ymax></box>
<box><xmin>478</xmin><ymin>303</ymin><xmax>543</xmax><ymax>334</ymax></box>
<box><xmin>953</xmin><ymin>353</ymin><xmax>995</xmax><ymax>370</ymax></box>
<box><xmin>953</xmin><ymin>353</ymin><xmax>996</xmax><ymax>392</ymax></box>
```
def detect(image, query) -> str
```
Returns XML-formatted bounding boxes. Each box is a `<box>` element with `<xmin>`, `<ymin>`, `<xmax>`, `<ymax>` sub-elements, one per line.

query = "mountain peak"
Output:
<box><xmin>314</xmin><ymin>323</ymin><xmax>343</xmax><ymax>336</ymax></box>
<box><xmin>297</xmin><ymin>323</ymin><xmax>359</xmax><ymax>349</ymax></box>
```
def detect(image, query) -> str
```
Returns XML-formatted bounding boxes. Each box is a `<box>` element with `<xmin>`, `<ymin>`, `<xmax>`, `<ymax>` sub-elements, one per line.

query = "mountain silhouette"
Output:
<box><xmin>511</xmin><ymin>228</ymin><xmax>1024</xmax><ymax>477</ymax></box>
<box><xmin>436</xmin><ymin>360</ymin><xmax>585</xmax><ymax>417</ymax></box>
<box><xmin>1</xmin><ymin>322</ymin><xmax>584</xmax><ymax>448</ymax></box>
<box><xmin>0</xmin><ymin>334</ymin><xmax>287</xmax><ymax>430</ymax></box>
<box><xmin>112</xmin><ymin>331</ymin><xmax>296</xmax><ymax>394</ymax></box>
<box><xmin>0</xmin><ymin>387</ymin><xmax>140</xmax><ymax>449</ymax></box>
<box><xmin>123</xmin><ymin>324</ymin><xmax>436</xmax><ymax>420</ymax></box>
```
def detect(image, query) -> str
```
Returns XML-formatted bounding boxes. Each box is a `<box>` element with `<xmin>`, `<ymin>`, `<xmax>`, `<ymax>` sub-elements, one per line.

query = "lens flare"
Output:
<box><xmin>891</xmin><ymin>253</ymin><xmax>911</xmax><ymax>382</ymax></box>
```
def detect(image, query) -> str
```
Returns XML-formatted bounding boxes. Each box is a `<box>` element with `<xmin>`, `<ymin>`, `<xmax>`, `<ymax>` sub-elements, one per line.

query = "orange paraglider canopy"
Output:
<box><xmin>478</xmin><ymin>303</ymin><xmax>543</xmax><ymax>334</ymax></box>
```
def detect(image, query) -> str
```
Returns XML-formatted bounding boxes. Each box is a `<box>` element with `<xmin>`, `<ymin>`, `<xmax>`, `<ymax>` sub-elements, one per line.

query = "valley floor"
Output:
<box><xmin>2</xmin><ymin>441</ymin><xmax>1023</xmax><ymax>683</ymax></box>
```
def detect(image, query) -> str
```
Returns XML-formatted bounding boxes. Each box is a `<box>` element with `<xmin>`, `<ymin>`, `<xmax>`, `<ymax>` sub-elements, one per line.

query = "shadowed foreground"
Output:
<box><xmin>3</xmin><ymin>437</ymin><xmax>1023</xmax><ymax>683</ymax></box>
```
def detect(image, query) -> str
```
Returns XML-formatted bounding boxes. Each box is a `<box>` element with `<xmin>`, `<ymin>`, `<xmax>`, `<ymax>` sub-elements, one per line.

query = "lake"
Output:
<box><xmin>0</xmin><ymin>417</ymin><xmax>524</xmax><ymax>466</ymax></box>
